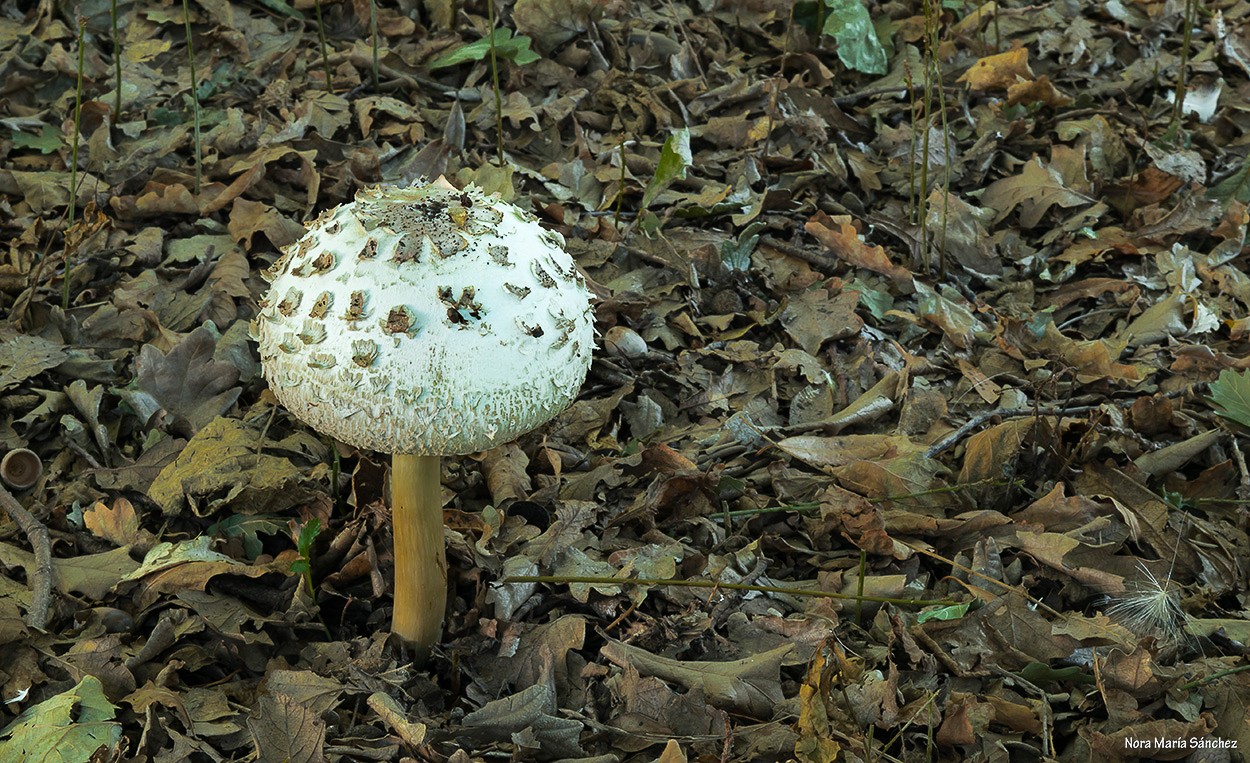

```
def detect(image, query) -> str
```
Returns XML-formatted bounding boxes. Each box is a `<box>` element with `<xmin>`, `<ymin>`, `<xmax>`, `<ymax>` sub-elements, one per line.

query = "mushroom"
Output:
<box><xmin>253</xmin><ymin>178</ymin><xmax>595</xmax><ymax>659</ymax></box>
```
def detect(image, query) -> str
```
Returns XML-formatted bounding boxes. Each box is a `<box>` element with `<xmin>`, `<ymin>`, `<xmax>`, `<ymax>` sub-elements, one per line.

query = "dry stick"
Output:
<box><xmin>0</xmin><ymin>486</ymin><xmax>52</xmax><ymax>630</ymax></box>
<box><xmin>926</xmin><ymin>386</ymin><xmax>1203</xmax><ymax>459</ymax></box>
<box><xmin>503</xmin><ymin>574</ymin><xmax>958</xmax><ymax>607</ymax></box>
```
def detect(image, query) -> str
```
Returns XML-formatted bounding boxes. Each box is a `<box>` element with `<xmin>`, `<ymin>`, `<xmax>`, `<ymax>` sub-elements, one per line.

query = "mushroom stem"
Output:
<box><xmin>390</xmin><ymin>453</ymin><xmax>447</xmax><ymax>661</ymax></box>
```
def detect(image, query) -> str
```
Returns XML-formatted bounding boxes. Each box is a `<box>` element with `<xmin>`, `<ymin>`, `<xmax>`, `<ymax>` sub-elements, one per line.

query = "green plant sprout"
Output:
<box><xmin>181</xmin><ymin>0</ymin><xmax>202</xmax><ymax>195</ymax></box>
<box><xmin>63</xmin><ymin>16</ymin><xmax>86</xmax><ymax>311</ymax></box>
<box><xmin>314</xmin><ymin>0</ymin><xmax>333</xmax><ymax>90</ymax></box>
<box><xmin>290</xmin><ymin>518</ymin><xmax>323</xmax><ymax>599</ymax></box>
<box><xmin>428</xmin><ymin>21</ymin><xmax>540</xmax><ymax>163</ymax></box>
<box><xmin>110</xmin><ymin>0</ymin><xmax>121</xmax><ymax>120</ymax></box>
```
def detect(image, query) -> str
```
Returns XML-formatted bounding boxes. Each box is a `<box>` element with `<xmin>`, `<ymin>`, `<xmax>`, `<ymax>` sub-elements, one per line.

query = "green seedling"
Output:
<box><xmin>314</xmin><ymin>0</ymin><xmax>333</xmax><ymax>90</ymax></box>
<box><xmin>641</xmin><ymin>128</ymin><xmax>691</xmax><ymax>209</ymax></box>
<box><xmin>290</xmin><ymin>518</ymin><xmax>323</xmax><ymax>599</ymax></box>
<box><xmin>63</xmin><ymin>16</ymin><xmax>86</xmax><ymax>311</ymax></box>
<box><xmin>427</xmin><ymin>28</ymin><xmax>540</xmax><ymax>70</ymax></box>
<box><xmin>720</xmin><ymin>221</ymin><xmax>766</xmax><ymax>272</ymax></box>
<box><xmin>181</xmin><ymin>0</ymin><xmax>202</xmax><ymax>195</ymax></box>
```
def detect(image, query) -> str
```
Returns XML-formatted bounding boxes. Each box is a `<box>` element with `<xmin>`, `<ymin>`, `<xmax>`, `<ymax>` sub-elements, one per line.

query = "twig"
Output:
<box><xmin>831</xmin><ymin>84</ymin><xmax>963</xmax><ymax>106</ymax></box>
<box><xmin>758</xmin><ymin>235</ymin><xmax>835</xmax><ymax>273</ymax></box>
<box><xmin>926</xmin><ymin>386</ymin><xmax>1204</xmax><ymax>459</ymax></box>
<box><xmin>0</xmin><ymin>485</ymin><xmax>52</xmax><ymax>630</ymax></box>
<box><xmin>503</xmin><ymin>574</ymin><xmax>958</xmax><ymax>607</ymax></box>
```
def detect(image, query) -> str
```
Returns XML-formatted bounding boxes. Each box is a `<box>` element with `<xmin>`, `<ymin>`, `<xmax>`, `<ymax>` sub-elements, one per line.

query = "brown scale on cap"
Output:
<box><xmin>344</xmin><ymin>290</ymin><xmax>367</xmax><ymax>321</ymax></box>
<box><xmin>352</xmin><ymin>339</ymin><xmax>379</xmax><ymax>367</ymax></box>
<box><xmin>384</xmin><ymin>305</ymin><xmax>417</xmax><ymax>336</ymax></box>
<box><xmin>308</xmin><ymin>351</ymin><xmax>336</xmax><ymax>368</ymax></box>
<box><xmin>298</xmin><ymin>320</ymin><xmax>327</xmax><ymax>345</ymax></box>
<box><xmin>532</xmin><ymin>262</ymin><xmax>556</xmax><ymax>289</ymax></box>
<box><xmin>309</xmin><ymin>292</ymin><xmax>333</xmax><ymax>319</ymax></box>
<box><xmin>311</xmin><ymin>251</ymin><xmax>335</xmax><ymax>273</ymax></box>
<box><xmin>277</xmin><ymin>287</ymin><xmax>303</xmax><ymax>316</ymax></box>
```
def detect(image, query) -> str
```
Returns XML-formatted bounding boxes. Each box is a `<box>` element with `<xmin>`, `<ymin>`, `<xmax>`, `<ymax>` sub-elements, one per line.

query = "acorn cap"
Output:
<box><xmin>253</xmin><ymin>178</ymin><xmax>595</xmax><ymax>456</ymax></box>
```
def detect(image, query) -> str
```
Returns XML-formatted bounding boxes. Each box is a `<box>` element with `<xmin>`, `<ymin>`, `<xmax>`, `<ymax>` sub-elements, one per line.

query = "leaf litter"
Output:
<box><xmin>0</xmin><ymin>0</ymin><xmax>1249</xmax><ymax>761</ymax></box>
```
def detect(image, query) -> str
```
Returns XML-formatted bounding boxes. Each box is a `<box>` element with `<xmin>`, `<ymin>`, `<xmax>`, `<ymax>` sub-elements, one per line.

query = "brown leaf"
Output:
<box><xmin>248</xmin><ymin>691</ymin><xmax>327</xmax><ymax>763</ymax></box>
<box><xmin>957</xmin><ymin>47</ymin><xmax>1034</xmax><ymax>91</ymax></box>
<box><xmin>132</xmin><ymin>326</ymin><xmax>242</xmax><ymax>436</ymax></box>
<box><xmin>981</xmin><ymin>157</ymin><xmax>1093</xmax><ymax>228</ymax></box>
<box><xmin>804</xmin><ymin>213</ymin><xmax>914</xmax><ymax>290</ymax></box>
<box><xmin>780</xmin><ymin>287</ymin><xmax>863</xmax><ymax>355</ymax></box>
<box><xmin>227</xmin><ymin>198</ymin><xmax>305</xmax><ymax>250</ymax></box>
<box><xmin>84</xmin><ymin>498</ymin><xmax>158</xmax><ymax>551</ymax></box>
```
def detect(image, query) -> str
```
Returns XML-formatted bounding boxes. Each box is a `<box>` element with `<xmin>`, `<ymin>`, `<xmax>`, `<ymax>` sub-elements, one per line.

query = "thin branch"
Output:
<box><xmin>926</xmin><ymin>386</ymin><xmax>1204</xmax><ymax>459</ymax></box>
<box><xmin>0</xmin><ymin>486</ymin><xmax>52</xmax><ymax>630</ymax></box>
<box><xmin>503</xmin><ymin>574</ymin><xmax>958</xmax><ymax>607</ymax></box>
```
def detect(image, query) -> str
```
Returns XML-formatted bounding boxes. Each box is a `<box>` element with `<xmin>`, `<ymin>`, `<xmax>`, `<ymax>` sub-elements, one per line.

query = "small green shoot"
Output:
<box><xmin>720</xmin><ymin>221</ymin><xmax>766</xmax><ymax>272</ymax></box>
<box><xmin>63</xmin><ymin>16</ymin><xmax>86</xmax><ymax>311</ymax></box>
<box><xmin>370</xmin><ymin>0</ymin><xmax>379</xmax><ymax>90</ymax></box>
<box><xmin>428</xmin><ymin>29</ymin><xmax>540</xmax><ymax>70</ymax></box>
<box><xmin>641</xmin><ymin>127</ymin><xmax>691</xmax><ymax>208</ymax></box>
<box><xmin>180</xmin><ymin>0</ymin><xmax>202</xmax><ymax>195</ymax></box>
<box><xmin>313</xmin><ymin>0</ymin><xmax>334</xmax><ymax>90</ymax></box>
<box><xmin>290</xmin><ymin>518</ymin><xmax>323</xmax><ymax>599</ymax></box>
<box><xmin>111</xmin><ymin>0</ymin><xmax>122</xmax><ymax>120</ymax></box>
<box><xmin>916</xmin><ymin>601</ymin><xmax>972</xmax><ymax>623</ymax></box>
<box><xmin>1209</xmin><ymin>369</ymin><xmax>1250</xmax><ymax>428</ymax></box>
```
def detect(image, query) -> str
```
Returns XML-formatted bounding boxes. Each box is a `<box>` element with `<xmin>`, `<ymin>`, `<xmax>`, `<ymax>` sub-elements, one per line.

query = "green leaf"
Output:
<box><xmin>641</xmin><ymin>128</ymin><xmax>691</xmax><ymax>208</ymax></box>
<box><xmin>822</xmin><ymin>0</ymin><xmax>888</xmax><ymax>75</ymax></box>
<box><xmin>916</xmin><ymin>602</ymin><xmax>971</xmax><ymax>623</ymax></box>
<box><xmin>428</xmin><ymin>29</ymin><xmax>541</xmax><ymax>70</ymax></box>
<box><xmin>1209</xmin><ymin>369</ymin><xmax>1250</xmax><ymax>428</ymax></box>
<box><xmin>296</xmin><ymin>518</ymin><xmax>322</xmax><ymax>558</ymax></box>
<box><xmin>10</xmin><ymin>125</ymin><xmax>63</xmax><ymax>154</ymax></box>
<box><xmin>1017</xmin><ymin>662</ymin><xmax>1095</xmax><ymax>686</ymax></box>
<box><xmin>849</xmin><ymin>278</ymin><xmax>894</xmax><ymax>320</ymax></box>
<box><xmin>0</xmin><ymin>676</ymin><xmax>121</xmax><ymax>763</ymax></box>
<box><xmin>1210</xmin><ymin>159</ymin><xmax>1250</xmax><ymax>204</ymax></box>
<box><xmin>208</xmin><ymin>514</ymin><xmax>285</xmax><ymax>559</ymax></box>
<box><xmin>720</xmin><ymin>221</ymin><xmax>766</xmax><ymax>272</ymax></box>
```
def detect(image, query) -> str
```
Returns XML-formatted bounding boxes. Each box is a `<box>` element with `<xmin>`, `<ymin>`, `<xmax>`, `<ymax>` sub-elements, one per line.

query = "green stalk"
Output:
<box><xmin>181</xmin><ymin>0</ymin><xmax>201</xmax><ymax>195</ymax></box>
<box><xmin>63</xmin><ymin>16</ymin><xmax>86</xmax><ymax>311</ymax></box>
<box><xmin>370</xmin><ymin>0</ymin><xmax>379</xmax><ymax>91</ymax></box>
<box><xmin>314</xmin><ymin>0</ymin><xmax>334</xmax><ymax>91</ymax></box>
<box><xmin>487</xmin><ymin>0</ymin><xmax>503</xmax><ymax>164</ymax></box>
<box><xmin>1170</xmin><ymin>0</ymin><xmax>1198</xmax><ymax>135</ymax></box>
<box><xmin>390</xmin><ymin>454</ymin><xmax>447</xmax><ymax>663</ymax></box>
<box><xmin>111</xmin><ymin>0</ymin><xmax>121</xmax><ymax>121</ymax></box>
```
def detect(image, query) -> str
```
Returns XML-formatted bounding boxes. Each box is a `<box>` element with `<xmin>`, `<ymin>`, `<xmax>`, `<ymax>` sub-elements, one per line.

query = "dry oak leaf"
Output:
<box><xmin>1006</xmin><ymin>75</ymin><xmax>1072</xmax><ymax>107</ymax></box>
<box><xmin>804</xmin><ymin>213</ymin><xmax>914</xmax><ymax>291</ymax></box>
<box><xmin>957</xmin><ymin>46</ymin><xmax>1033</xmax><ymax>91</ymax></box>
<box><xmin>981</xmin><ymin>157</ymin><xmax>1093</xmax><ymax>228</ymax></box>
<box><xmin>132</xmin><ymin>326</ymin><xmax>242</xmax><ymax>437</ymax></box>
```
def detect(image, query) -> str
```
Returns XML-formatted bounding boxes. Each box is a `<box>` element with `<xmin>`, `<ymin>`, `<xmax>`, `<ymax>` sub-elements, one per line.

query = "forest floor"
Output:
<box><xmin>2</xmin><ymin>0</ymin><xmax>1250</xmax><ymax>761</ymax></box>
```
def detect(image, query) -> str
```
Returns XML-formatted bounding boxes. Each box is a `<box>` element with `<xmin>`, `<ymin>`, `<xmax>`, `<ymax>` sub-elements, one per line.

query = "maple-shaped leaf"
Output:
<box><xmin>1209</xmin><ymin>369</ymin><xmax>1250</xmax><ymax>428</ymax></box>
<box><xmin>0</xmin><ymin>676</ymin><xmax>120</xmax><ymax>763</ymax></box>
<box><xmin>981</xmin><ymin>158</ymin><xmax>1093</xmax><ymax>228</ymax></box>
<box><xmin>126</xmin><ymin>326</ymin><xmax>241</xmax><ymax>436</ymax></box>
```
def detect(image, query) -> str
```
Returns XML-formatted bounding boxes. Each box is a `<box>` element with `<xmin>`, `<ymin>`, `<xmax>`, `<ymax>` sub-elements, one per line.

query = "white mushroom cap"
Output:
<box><xmin>253</xmin><ymin>179</ymin><xmax>595</xmax><ymax>456</ymax></box>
